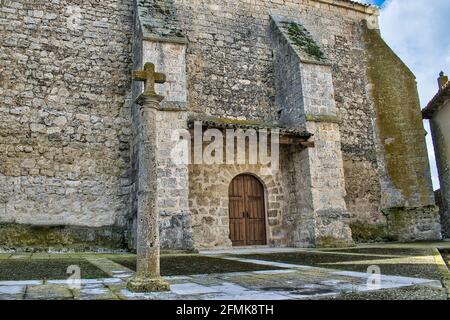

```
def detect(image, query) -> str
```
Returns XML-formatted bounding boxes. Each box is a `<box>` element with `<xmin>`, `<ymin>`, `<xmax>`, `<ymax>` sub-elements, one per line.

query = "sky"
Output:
<box><xmin>358</xmin><ymin>0</ymin><xmax>450</xmax><ymax>190</ymax></box>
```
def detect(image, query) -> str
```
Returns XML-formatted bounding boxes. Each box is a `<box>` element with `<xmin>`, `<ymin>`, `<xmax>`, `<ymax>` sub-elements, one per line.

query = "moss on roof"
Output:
<box><xmin>271</xmin><ymin>16</ymin><xmax>328</xmax><ymax>64</ymax></box>
<box><xmin>280</xmin><ymin>21</ymin><xmax>326</xmax><ymax>62</ymax></box>
<box><xmin>138</xmin><ymin>0</ymin><xmax>185</xmax><ymax>41</ymax></box>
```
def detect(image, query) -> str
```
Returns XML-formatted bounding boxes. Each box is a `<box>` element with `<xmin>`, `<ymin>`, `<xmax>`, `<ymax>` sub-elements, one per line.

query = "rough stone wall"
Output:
<box><xmin>281</xmin><ymin>146</ymin><xmax>314</xmax><ymax>247</ymax></box>
<box><xmin>172</xmin><ymin>0</ymin><xmax>383</xmax><ymax>227</ymax></box>
<box><xmin>363</xmin><ymin>25</ymin><xmax>441</xmax><ymax>240</ymax></box>
<box><xmin>281</xmin><ymin>122</ymin><xmax>352</xmax><ymax>247</ymax></box>
<box><xmin>154</xmin><ymin>110</ymin><xmax>194</xmax><ymax>250</ymax></box>
<box><xmin>128</xmin><ymin>1</ymin><xmax>144</xmax><ymax>250</ymax></box>
<box><xmin>364</xmin><ymin>26</ymin><xmax>435</xmax><ymax>208</ymax></box>
<box><xmin>142</xmin><ymin>41</ymin><xmax>188</xmax><ymax>108</ymax></box>
<box><xmin>305</xmin><ymin>121</ymin><xmax>352</xmax><ymax>246</ymax></box>
<box><xmin>271</xmin><ymin>18</ymin><xmax>304</xmax><ymax>126</ymax></box>
<box><xmin>282</xmin><ymin>127</ymin><xmax>352</xmax><ymax>248</ymax></box>
<box><xmin>1</xmin><ymin>0</ymin><xmax>439</xmax><ymax>249</ymax></box>
<box><xmin>0</xmin><ymin>0</ymin><xmax>134</xmax><ymax>248</ymax></box>
<box><xmin>331</xmin><ymin>27</ymin><xmax>382</xmax><ymax>226</ymax></box>
<box><xmin>430</xmin><ymin>101</ymin><xmax>450</xmax><ymax>238</ymax></box>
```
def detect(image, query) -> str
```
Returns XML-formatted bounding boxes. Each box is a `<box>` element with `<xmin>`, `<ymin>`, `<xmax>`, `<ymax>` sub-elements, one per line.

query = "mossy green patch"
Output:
<box><xmin>381</xmin><ymin>206</ymin><xmax>439</xmax><ymax>241</ymax></box>
<box><xmin>316</xmin><ymin>236</ymin><xmax>353</xmax><ymax>248</ymax></box>
<box><xmin>0</xmin><ymin>258</ymin><xmax>109</xmax><ymax>281</ymax></box>
<box><xmin>281</xmin><ymin>21</ymin><xmax>326</xmax><ymax>62</ymax></box>
<box><xmin>0</xmin><ymin>223</ymin><xmax>126</xmax><ymax>251</ymax></box>
<box><xmin>383</xmin><ymin>207</ymin><xmax>408</xmax><ymax>240</ymax></box>
<box><xmin>139</xmin><ymin>0</ymin><xmax>185</xmax><ymax>40</ymax></box>
<box><xmin>440</xmin><ymin>249</ymin><xmax>450</xmax><ymax>268</ymax></box>
<box><xmin>110</xmin><ymin>255</ymin><xmax>284</xmax><ymax>276</ymax></box>
<box><xmin>350</xmin><ymin>222</ymin><xmax>391</xmax><ymax>243</ymax></box>
<box><xmin>363</xmin><ymin>24</ymin><xmax>432</xmax><ymax>203</ymax></box>
<box><xmin>305</xmin><ymin>114</ymin><xmax>340</xmax><ymax>123</ymax></box>
<box><xmin>317</xmin><ymin>285</ymin><xmax>447</xmax><ymax>300</ymax></box>
<box><xmin>233</xmin><ymin>250</ymin><xmax>442</xmax><ymax>280</ymax></box>
<box><xmin>325</xmin><ymin>247</ymin><xmax>433</xmax><ymax>256</ymax></box>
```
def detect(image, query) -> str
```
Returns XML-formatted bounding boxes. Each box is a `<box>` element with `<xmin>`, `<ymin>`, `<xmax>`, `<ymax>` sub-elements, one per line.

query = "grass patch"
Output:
<box><xmin>232</xmin><ymin>251</ymin><xmax>442</xmax><ymax>280</ymax></box>
<box><xmin>322</xmin><ymin>248</ymin><xmax>433</xmax><ymax>256</ymax></box>
<box><xmin>110</xmin><ymin>255</ymin><xmax>284</xmax><ymax>276</ymax></box>
<box><xmin>440</xmin><ymin>249</ymin><xmax>450</xmax><ymax>268</ymax></box>
<box><xmin>0</xmin><ymin>259</ymin><xmax>109</xmax><ymax>281</ymax></box>
<box><xmin>316</xmin><ymin>285</ymin><xmax>447</xmax><ymax>300</ymax></box>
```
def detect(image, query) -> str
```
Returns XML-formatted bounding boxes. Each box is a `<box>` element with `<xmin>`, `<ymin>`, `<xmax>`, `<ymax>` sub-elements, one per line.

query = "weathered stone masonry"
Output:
<box><xmin>0</xmin><ymin>0</ymin><xmax>134</xmax><ymax>249</ymax></box>
<box><xmin>364</xmin><ymin>25</ymin><xmax>440</xmax><ymax>241</ymax></box>
<box><xmin>0</xmin><ymin>0</ymin><xmax>442</xmax><ymax>250</ymax></box>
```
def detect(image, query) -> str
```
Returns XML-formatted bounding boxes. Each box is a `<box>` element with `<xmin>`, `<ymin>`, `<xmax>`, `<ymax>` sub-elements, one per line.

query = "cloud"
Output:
<box><xmin>379</xmin><ymin>0</ymin><xmax>450</xmax><ymax>104</ymax></box>
<box><xmin>379</xmin><ymin>0</ymin><xmax>450</xmax><ymax>190</ymax></box>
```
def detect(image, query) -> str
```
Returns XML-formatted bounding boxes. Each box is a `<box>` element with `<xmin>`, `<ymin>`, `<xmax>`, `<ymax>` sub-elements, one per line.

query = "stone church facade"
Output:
<box><xmin>0</xmin><ymin>0</ymin><xmax>442</xmax><ymax>251</ymax></box>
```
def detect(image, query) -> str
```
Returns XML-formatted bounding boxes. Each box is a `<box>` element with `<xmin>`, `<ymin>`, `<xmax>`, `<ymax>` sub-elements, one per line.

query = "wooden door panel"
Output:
<box><xmin>244</xmin><ymin>175</ymin><xmax>266</xmax><ymax>244</ymax></box>
<box><xmin>246</xmin><ymin>219</ymin><xmax>266</xmax><ymax>245</ymax></box>
<box><xmin>229</xmin><ymin>175</ymin><xmax>246</xmax><ymax>246</ymax></box>
<box><xmin>229</xmin><ymin>219</ymin><xmax>245</xmax><ymax>246</ymax></box>
<box><xmin>229</xmin><ymin>174</ymin><xmax>266</xmax><ymax>246</ymax></box>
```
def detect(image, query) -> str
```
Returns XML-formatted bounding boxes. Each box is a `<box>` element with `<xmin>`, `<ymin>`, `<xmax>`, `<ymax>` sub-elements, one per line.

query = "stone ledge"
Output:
<box><xmin>305</xmin><ymin>114</ymin><xmax>340</xmax><ymax>123</ymax></box>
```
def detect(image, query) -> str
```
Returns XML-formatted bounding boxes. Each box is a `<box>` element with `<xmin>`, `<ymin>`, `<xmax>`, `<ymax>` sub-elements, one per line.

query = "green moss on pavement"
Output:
<box><xmin>316</xmin><ymin>285</ymin><xmax>447</xmax><ymax>300</ymax></box>
<box><xmin>440</xmin><ymin>249</ymin><xmax>450</xmax><ymax>268</ymax></box>
<box><xmin>233</xmin><ymin>251</ymin><xmax>442</xmax><ymax>280</ymax></box>
<box><xmin>0</xmin><ymin>258</ymin><xmax>109</xmax><ymax>281</ymax></box>
<box><xmin>110</xmin><ymin>255</ymin><xmax>284</xmax><ymax>276</ymax></box>
<box><xmin>325</xmin><ymin>247</ymin><xmax>433</xmax><ymax>256</ymax></box>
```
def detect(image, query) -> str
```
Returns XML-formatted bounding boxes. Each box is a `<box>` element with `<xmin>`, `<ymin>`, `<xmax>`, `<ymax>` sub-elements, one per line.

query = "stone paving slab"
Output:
<box><xmin>0</xmin><ymin>247</ymin><xmax>447</xmax><ymax>300</ymax></box>
<box><xmin>0</xmin><ymin>280</ymin><xmax>42</xmax><ymax>286</ymax></box>
<box><xmin>0</xmin><ymin>265</ymin><xmax>439</xmax><ymax>300</ymax></box>
<box><xmin>76</xmin><ymin>283</ymin><xmax>120</xmax><ymax>300</ymax></box>
<box><xmin>25</xmin><ymin>284</ymin><xmax>74</xmax><ymax>300</ymax></box>
<box><xmin>85</xmin><ymin>256</ymin><xmax>134</xmax><ymax>279</ymax></box>
<box><xmin>0</xmin><ymin>285</ymin><xmax>26</xmax><ymax>295</ymax></box>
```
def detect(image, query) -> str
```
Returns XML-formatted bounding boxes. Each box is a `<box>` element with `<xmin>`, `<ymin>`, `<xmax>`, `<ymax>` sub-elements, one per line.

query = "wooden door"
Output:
<box><xmin>229</xmin><ymin>174</ymin><xmax>266</xmax><ymax>246</ymax></box>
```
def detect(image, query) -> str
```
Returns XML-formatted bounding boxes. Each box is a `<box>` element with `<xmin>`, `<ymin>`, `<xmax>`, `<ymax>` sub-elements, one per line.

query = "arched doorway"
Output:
<box><xmin>229</xmin><ymin>174</ymin><xmax>267</xmax><ymax>246</ymax></box>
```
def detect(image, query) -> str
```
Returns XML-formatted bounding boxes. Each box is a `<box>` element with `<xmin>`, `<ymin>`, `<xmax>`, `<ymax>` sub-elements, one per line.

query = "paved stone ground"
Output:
<box><xmin>0</xmin><ymin>262</ymin><xmax>442</xmax><ymax>300</ymax></box>
<box><xmin>0</xmin><ymin>242</ymin><xmax>448</xmax><ymax>300</ymax></box>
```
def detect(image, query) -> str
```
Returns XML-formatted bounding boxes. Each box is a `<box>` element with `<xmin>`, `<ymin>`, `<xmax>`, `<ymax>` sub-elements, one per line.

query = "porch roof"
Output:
<box><xmin>187</xmin><ymin>117</ymin><xmax>313</xmax><ymax>139</ymax></box>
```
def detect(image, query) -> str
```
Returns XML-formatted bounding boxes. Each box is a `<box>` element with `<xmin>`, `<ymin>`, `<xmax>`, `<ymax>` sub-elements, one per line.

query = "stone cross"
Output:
<box><xmin>127</xmin><ymin>62</ymin><xmax>170</xmax><ymax>293</ymax></box>
<box><xmin>133</xmin><ymin>62</ymin><xmax>166</xmax><ymax>97</ymax></box>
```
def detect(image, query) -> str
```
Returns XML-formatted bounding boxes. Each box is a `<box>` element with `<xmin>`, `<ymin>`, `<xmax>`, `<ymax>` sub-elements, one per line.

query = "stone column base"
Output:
<box><xmin>314</xmin><ymin>209</ymin><xmax>354</xmax><ymax>248</ymax></box>
<box><xmin>127</xmin><ymin>277</ymin><xmax>170</xmax><ymax>292</ymax></box>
